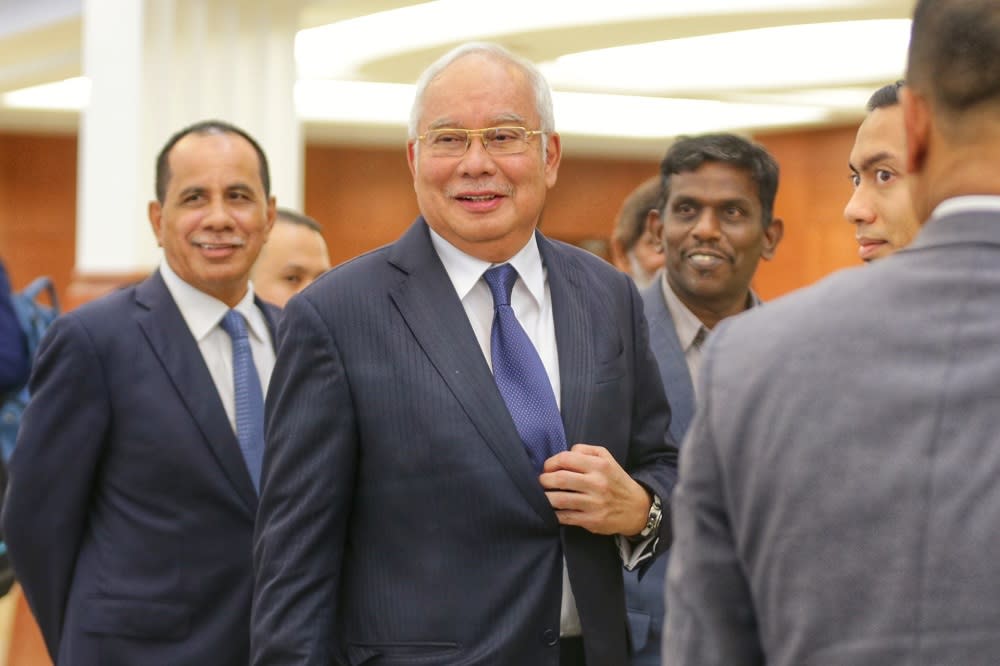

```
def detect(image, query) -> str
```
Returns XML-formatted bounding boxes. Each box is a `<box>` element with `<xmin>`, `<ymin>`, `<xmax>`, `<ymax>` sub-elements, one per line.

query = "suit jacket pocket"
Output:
<box><xmin>626</xmin><ymin>609</ymin><xmax>651</xmax><ymax>651</ymax></box>
<box><xmin>594</xmin><ymin>350</ymin><xmax>626</xmax><ymax>384</ymax></box>
<box><xmin>346</xmin><ymin>641</ymin><xmax>460</xmax><ymax>665</ymax></box>
<box><xmin>81</xmin><ymin>597</ymin><xmax>190</xmax><ymax>640</ymax></box>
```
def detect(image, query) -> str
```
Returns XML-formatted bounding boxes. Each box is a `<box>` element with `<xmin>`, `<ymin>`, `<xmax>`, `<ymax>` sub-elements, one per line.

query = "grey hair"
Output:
<box><xmin>408</xmin><ymin>42</ymin><xmax>555</xmax><ymax>152</ymax></box>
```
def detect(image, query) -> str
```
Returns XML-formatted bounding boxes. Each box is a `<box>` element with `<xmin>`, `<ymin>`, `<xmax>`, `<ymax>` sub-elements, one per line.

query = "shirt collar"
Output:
<box><xmin>660</xmin><ymin>273</ymin><xmax>760</xmax><ymax>350</ymax></box>
<box><xmin>429</xmin><ymin>229</ymin><xmax>545</xmax><ymax>306</ymax></box>
<box><xmin>931</xmin><ymin>195</ymin><xmax>1000</xmax><ymax>219</ymax></box>
<box><xmin>159</xmin><ymin>260</ymin><xmax>268</xmax><ymax>343</ymax></box>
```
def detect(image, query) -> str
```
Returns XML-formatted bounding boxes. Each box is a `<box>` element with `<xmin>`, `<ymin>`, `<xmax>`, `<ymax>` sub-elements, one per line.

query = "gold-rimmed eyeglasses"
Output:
<box><xmin>417</xmin><ymin>126</ymin><xmax>544</xmax><ymax>157</ymax></box>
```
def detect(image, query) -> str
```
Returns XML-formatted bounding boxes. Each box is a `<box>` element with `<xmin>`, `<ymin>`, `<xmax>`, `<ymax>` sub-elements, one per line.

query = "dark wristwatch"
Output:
<box><xmin>635</xmin><ymin>493</ymin><xmax>663</xmax><ymax>540</ymax></box>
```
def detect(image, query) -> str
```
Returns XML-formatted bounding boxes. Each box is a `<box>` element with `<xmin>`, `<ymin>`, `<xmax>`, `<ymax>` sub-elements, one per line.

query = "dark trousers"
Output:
<box><xmin>560</xmin><ymin>636</ymin><xmax>586</xmax><ymax>666</ymax></box>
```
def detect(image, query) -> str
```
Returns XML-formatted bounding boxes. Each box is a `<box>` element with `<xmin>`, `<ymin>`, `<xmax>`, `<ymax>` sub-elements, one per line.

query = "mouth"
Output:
<box><xmin>684</xmin><ymin>249</ymin><xmax>729</xmax><ymax>269</ymax></box>
<box><xmin>856</xmin><ymin>237</ymin><xmax>888</xmax><ymax>261</ymax></box>
<box><xmin>456</xmin><ymin>193</ymin><xmax>501</xmax><ymax>202</ymax></box>
<box><xmin>192</xmin><ymin>239</ymin><xmax>246</xmax><ymax>258</ymax></box>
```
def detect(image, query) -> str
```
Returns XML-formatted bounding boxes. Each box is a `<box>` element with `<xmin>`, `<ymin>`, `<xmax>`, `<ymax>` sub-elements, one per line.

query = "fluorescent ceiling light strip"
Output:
<box><xmin>542</xmin><ymin>19</ymin><xmax>911</xmax><ymax>93</ymax></box>
<box><xmin>295</xmin><ymin>0</ymin><xmax>877</xmax><ymax>78</ymax></box>
<box><xmin>2</xmin><ymin>76</ymin><xmax>90</xmax><ymax>110</ymax></box>
<box><xmin>294</xmin><ymin>80</ymin><xmax>830</xmax><ymax>137</ymax></box>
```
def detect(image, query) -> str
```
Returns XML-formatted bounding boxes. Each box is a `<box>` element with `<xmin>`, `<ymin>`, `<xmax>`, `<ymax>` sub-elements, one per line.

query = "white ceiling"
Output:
<box><xmin>0</xmin><ymin>0</ymin><xmax>916</xmax><ymax>158</ymax></box>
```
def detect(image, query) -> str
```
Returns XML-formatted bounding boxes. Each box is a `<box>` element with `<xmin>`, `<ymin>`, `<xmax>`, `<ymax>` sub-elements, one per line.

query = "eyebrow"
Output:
<box><xmin>849</xmin><ymin>150</ymin><xmax>894</xmax><ymax>174</ymax></box>
<box><xmin>426</xmin><ymin>112</ymin><xmax>527</xmax><ymax>131</ymax></box>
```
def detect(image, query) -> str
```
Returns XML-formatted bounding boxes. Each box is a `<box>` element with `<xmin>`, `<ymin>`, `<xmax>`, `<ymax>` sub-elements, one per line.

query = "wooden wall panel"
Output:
<box><xmin>752</xmin><ymin>124</ymin><xmax>863</xmax><ymax>299</ymax></box>
<box><xmin>0</xmin><ymin>133</ymin><xmax>77</xmax><ymax>306</ymax></box>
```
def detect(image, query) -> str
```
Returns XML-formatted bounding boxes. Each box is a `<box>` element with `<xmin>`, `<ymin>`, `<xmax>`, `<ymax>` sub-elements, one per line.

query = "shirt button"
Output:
<box><xmin>543</xmin><ymin>629</ymin><xmax>558</xmax><ymax>646</ymax></box>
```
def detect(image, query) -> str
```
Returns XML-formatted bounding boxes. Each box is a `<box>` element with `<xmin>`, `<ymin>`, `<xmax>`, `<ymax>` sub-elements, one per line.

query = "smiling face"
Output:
<box><xmin>406</xmin><ymin>52</ymin><xmax>561</xmax><ymax>263</ymax></box>
<box><xmin>651</xmin><ymin>161</ymin><xmax>782</xmax><ymax>327</ymax></box>
<box><xmin>845</xmin><ymin>105</ymin><xmax>922</xmax><ymax>262</ymax></box>
<box><xmin>149</xmin><ymin>131</ymin><xmax>276</xmax><ymax>306</ymax></box>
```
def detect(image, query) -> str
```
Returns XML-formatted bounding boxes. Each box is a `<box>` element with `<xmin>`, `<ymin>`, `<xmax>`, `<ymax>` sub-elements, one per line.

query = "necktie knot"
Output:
<box><xmin>483</xmin><ymin>264</ymin><xmax>518</xmax><ymax>308</ymax></box>
<box><xmin>220</xmin><ymin>309</ymin><xmax>249</xmax><ymax>341</ymax></box>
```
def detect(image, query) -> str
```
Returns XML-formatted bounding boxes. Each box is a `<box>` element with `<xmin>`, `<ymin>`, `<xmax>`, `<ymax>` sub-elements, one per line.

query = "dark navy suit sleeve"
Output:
<box><xmin>1</xmin><ymin>313</ymin><xmax>111</xmax><ymax>657</ymax></box>
<box><xmin>0</xmin><ymin>261</ymin><xmax>28</xmax><ymax>393</ymax></box>
<box><xmin>252</xmin><ymin>293</ymin><xmax>354</xmax><ymax>666</ymax></box>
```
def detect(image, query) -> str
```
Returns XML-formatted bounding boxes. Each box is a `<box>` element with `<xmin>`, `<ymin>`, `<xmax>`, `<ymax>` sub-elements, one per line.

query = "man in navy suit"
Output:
<box><xmin>2</xmin><ymin>120</ymin><xmax>278</xmax><ymax>665</ymax></box>
<box><xmin>624</xmin><ymin>133</ymin><xmax>783</xmax><ymax>665</ymax></box>
<box><xmin>252</xmin><ymin>42</ymin><xmax>677</xmax><ymax>666</ymax></box>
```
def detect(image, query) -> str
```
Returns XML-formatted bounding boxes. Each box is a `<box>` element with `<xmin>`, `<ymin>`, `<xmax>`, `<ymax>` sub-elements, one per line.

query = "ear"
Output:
<box><xmin>646</xmin><ymin>207</ymin><xmax>665</xmax><ymax>250</ymax></box>
<box><xmin>901</xmin><ymin>86</ymin><xmax>930</xmax><ymax>175</ymax></box>
<box><xmin>406</xmin><ymin>140</ymin><xmax>418</xmax><ymax>178</ymax></box>
<box><xmin>760</xmin><ymin>217</ymin><xmax>784</xmax><ymax>261</ymax></box>
<box><xmin>543</xmin><ymin>132</ymin><xmax>562</xmax><ymax>188</ymax></box>
<box><xmin>264</xmin><ymin>195</ymin><xmax>277</xmax><ymax>238</ymax></box>
<box><xmin>148</xmin><ymin>200</ymin><xmax>164</xmax><ymax>247</ymax></box>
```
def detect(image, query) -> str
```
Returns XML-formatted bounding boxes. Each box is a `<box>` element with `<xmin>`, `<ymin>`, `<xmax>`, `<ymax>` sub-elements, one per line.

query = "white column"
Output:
<box><xmin>77</xmin><ymin>0</ymin><xmax>302</xmax><ymax>275</ymax></box>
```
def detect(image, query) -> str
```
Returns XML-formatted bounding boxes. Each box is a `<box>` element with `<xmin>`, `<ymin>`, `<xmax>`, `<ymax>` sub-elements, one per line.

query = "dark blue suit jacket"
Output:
<box><xmin>2</xmin><ymin>270</ymin><xmax>278</xmax><ymax>666</ymax></box>
<box><xmin>251</xmin><ymin>219</ymin><xmax>677</xmax><ymax>666</ymax></box>
<box><xmin>624</xmin><ymin>279</ymin><xmax>696</xmax><ymax>665</ymax></box>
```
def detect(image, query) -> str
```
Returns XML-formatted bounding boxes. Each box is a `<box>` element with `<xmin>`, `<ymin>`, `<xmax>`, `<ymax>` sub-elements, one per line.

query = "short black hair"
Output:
<box><xmin>276</xmin><ymin>208</ymin><xmax>323</xmax><ymax>234</ymax></box>
<box><xmin>154</xmin><ymin>119</ymin><xmax>271</xmax><ymax>203</ymax></box>
<box><xmin>866</xmin><ymin>80</ymin><xmax>904</xmax><ymax>112</ymax></box>
<box><xmin>907</xmin><ymin>0</ymin><xmax>1000</xmax><ymax>113</ymax></box>
<box><xmin>658</xmin><ymin>133</ymin><xmax>779</xmax><ymax>227</ymax></box>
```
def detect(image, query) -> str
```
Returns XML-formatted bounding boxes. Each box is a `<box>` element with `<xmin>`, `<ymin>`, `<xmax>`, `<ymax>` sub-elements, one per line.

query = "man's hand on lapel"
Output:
<box><xmin>540</xmin><ymin>443</ymin><xmax>652</xmax><ymax>536</ymax></box>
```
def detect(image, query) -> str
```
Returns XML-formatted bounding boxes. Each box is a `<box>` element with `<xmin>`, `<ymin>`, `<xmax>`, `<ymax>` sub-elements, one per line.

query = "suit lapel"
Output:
<box><xmin>135</xmin><ymin>272</ymin><xmax>258</xmax><ymax>512</ymax></box>
<box><xmin>641</xmin><ymin>281</ymin><xmax>696</xmax><ymax>442</ymax></box>
<box><xmin>537</xmin><ymin>235</ymin><xmax>593</xmax><ymax>448</ymax></box>
<box><xmin>387</xmin><ymin>220</ymin><xmax>555</xmax><ymax>525</ymax></box>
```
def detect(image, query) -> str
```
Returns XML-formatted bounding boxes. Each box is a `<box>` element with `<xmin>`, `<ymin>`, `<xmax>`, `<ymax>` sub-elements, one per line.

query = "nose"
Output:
<box><xmin>691</xmin><ymin>209</ymin><xmax>722</xmax><ymax>242</ymax></box>
<box><xmin>203</xmin><ymin>198</ymin><xmax>235</xmax><ymax>228</ymax></box>
<box><xmin>458</xmin><ymin>133</ymin><xmax>498</xmax><ymax>176</ymax></box>
<box><xmin>844</xmin><ymin>186</ymin><xmax>874</xmax><ymax>226</ymax></box>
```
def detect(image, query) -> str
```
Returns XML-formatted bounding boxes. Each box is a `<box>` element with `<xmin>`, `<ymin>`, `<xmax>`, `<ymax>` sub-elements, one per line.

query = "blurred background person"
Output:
<box><xmin>624</xmin><ymin>133</ymin><xmax>783</xmax><ymax>665</ymax></box>
<box><xmin>845</xmin><ymin>81</ymin><xmax>921</xmax><ymax>261</ymax></box>
<box><xmin>0</xmin><ymin>259</ymin><xmax>27</xmax><ymax>394</ymax></box>
<box><xmin>252</xmin><ymin>208</ymin><xmax>331</xmax><ymax>307</ymax></box>
<box><xmin>610</xmin><ymin>175</ymin><xmax>664</xmax><ymax>289</ymax></box>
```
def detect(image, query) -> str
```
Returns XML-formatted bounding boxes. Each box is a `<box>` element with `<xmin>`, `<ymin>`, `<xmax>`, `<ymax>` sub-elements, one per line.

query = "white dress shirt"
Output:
<box><xmin>159</xmin><ymin>261</ymin><xmax>275</xmax><ymax>433</ymax></box>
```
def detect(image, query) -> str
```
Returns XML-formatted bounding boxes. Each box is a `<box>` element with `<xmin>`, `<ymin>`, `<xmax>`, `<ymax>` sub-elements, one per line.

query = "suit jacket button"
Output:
<box><xmin>543</xmin><ymin>629</ymin><xmax>558</xmax><ymax>646</ymax></box>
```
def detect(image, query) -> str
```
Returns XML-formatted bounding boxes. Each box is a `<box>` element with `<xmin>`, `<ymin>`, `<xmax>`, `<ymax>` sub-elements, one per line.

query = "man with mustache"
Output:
<box><xmin>624</xmin><ymin>132</ymin><xmax>783</xmax><ymax>666</ymax></box>
<box><xmin>3</xmin><ymin>120</ymin><xmax>279</xmax><ymax>665</ymax></box>
<box><xmin>845</xmin><ymin>81</ymin><xmax>921</xmax><ymax>261</ymax></box>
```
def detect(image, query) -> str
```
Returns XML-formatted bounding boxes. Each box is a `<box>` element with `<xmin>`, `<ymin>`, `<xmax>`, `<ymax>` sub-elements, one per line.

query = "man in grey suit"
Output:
<box><xmin>624</xmin><ymin>134</ymin><xmax>783</xmax><ymax>665</ymax></box>
<box><xmin>252</xmin><ymin>42</ymin><xmax>677</xmax><ymax>666</ymax></box>
<box><xmin>663</xmin><ymin>1</ymin><xmax>1000</xmax><ymax>663</ymax></box>
<box><xmin>3</xmin><ymin>120</ymin><xmax>278</xmax><ymax>665</ymax></box>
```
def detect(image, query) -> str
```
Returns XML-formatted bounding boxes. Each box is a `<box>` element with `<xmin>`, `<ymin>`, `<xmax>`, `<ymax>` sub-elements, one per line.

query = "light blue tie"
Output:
<box><xmin>483</xmin><ymin>264</ymin><xmax>567</xmax><ymax>473</ymax></box>
<box><xmin>220</xmin><ymin>310</ymin><xmax>264</xmax><ymax>492</ymax></box>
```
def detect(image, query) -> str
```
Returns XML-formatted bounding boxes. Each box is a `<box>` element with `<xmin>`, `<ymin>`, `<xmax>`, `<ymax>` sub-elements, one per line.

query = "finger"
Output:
<box><xmin>569</xmin><ymin>443</ymin><xmax>611</xmax><ymax>458</ymax></box>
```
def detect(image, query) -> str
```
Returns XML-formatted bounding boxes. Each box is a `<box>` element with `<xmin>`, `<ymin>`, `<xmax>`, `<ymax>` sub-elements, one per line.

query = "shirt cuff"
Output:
<box><xmin>616</xmin><ymin>533</ymin><xmax>659</xmax><ymax>571</ymax></box>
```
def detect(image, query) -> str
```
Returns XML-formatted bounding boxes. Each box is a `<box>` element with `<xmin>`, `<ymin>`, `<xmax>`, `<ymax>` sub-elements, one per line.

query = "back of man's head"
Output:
<box><xmin>907</xmin><ymin>0</ymin><xmax>1000</xmax><ymax>118</ymax></box>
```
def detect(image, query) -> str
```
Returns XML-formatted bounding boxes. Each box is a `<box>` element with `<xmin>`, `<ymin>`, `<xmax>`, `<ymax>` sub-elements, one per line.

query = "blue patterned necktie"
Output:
<box><xmin>220</xmin><ymin>309</ymin><xmax>264</xmax><ymax>492</ymax></box>
<box><xmin>483</xmin><ymin>263</ymin><xmax>567</xmax><ymax>472</ymax></box>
